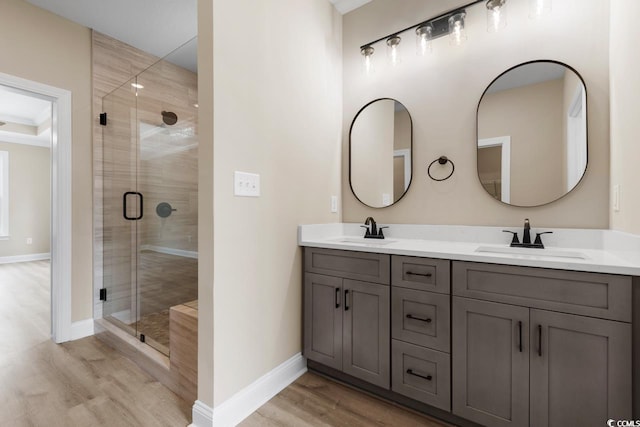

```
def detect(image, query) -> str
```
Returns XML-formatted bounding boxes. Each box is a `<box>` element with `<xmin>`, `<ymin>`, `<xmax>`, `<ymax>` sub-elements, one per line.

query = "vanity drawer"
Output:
<box><xmin>452</xmin><ymin>261</ymin><xmax>632</xmax><ymax>322</ymax></box>
<box><xmin>392</xmin><ymin>340</ymin><xmax>451</xmax><ymax>411</ymax></box>
<box><xmin>391</xmin><ymin>256</ymin><xmax>450</xmax><ymax>294</ymax></box>
<box><xmin>305</xmin><ymin>248</ymin><xmax>390</xmax><ymax>285</ymax></box>
<box><xmin>392</xmin><ymin>288</ymin><xmax>450</xmax><ymax>352</ymax></box>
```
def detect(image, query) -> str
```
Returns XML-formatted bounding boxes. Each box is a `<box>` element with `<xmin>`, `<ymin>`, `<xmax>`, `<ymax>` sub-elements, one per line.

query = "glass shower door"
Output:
<box><xmin>102</xmin><ymin>78</ymin><xmax>140</xmax><ymax>336</ymax></box>
<box><xmin>134</xmin><ymin>50</ymin><xmax>199</xmax><ymax>355</ymax></box>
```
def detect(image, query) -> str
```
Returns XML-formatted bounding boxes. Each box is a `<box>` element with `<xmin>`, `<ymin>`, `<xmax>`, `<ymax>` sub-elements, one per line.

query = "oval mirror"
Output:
<box><xmin>477</xmin><ymin>60</ymin><xmax>588</xmax><ymax>207</ymax></box>
<box><xmin>350</xmin><ymin>99</ymin><xmax>413</xmax><ymax>208</ymax></box>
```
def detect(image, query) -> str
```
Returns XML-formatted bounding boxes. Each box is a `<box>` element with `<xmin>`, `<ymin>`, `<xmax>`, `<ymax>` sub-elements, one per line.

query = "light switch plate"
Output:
<box><xmin>613</xmin><ymin>185</ymin><xmax>620</xmax><ymax>212</ymax></box>
<box><xmin>382</xmin><ymin>193</ymin><xmax>391</xmax><ymax>206</ymax></box>
<box><xmin>234</xmin><ymin>171</ymin><xmax>260</xmax><ymax>197</ymax></box>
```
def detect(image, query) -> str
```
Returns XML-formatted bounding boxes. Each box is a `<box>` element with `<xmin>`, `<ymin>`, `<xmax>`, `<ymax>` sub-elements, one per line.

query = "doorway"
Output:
<box><xmin>0</xmin><ymin>72</ymin><xmax>73</xmax><ymax>343</ymax></box>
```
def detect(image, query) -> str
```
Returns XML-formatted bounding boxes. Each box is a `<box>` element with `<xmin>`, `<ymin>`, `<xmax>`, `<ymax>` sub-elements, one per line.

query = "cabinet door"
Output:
<box><xmin>304</xmin><ymin>273</ymin><xmax>343</xmax><ymax>370</ymax></box>
<box><xmin>453</xmin><ymin>297</ymin><xmax>529</xmax><ymax>427</ymax></box>
<box><xmin>530</xmin><ymin>309</ymin><xmax>632</xmax><ymax>426</ymax></box>
<box><xmin>343</xmin><ymin>279</ymin><xmax>390</xmax><ymax>389</ymax></box>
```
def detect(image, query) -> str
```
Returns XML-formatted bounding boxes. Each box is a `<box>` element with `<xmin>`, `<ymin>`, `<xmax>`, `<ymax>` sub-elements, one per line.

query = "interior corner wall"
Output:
<box><xmin>197</xmin><ymin>0</ymin><xmax>215</xmax><ymax>409</ymax></box>
<box><xmin>0</xmin><ymin>0</ymin><xmax>93</xmax><ymax>321</ymax></box>
<box><xmin>212</xmin><ymin>0</ymin><xmax>343</xmax><ymax>406</ymax></box>
<box><xmin>343</xmin><ymin>0</ymin><xmax>610</xmax><ymax>229</ymax></box>
<box><xmin>609</xmin><ymin>0</ymin><xmax>640</xmax><ymax>235</ymax></box>
<box><xmin>0</xmin><ymin>142</ymin><xmax>50</xmax><ymax>257</ymax></box>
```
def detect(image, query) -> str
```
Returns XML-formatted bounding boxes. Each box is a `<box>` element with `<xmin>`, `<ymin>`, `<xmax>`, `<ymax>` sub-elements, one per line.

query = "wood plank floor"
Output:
<box><xmin>0</xmin><ymin>261</ymin><xmax>191</xmax><ymax>427</ymax></box>
<box><xmin>241</xmin><ymin>372</ymin><xmax>451</xmax><ymax>427</ymax></box>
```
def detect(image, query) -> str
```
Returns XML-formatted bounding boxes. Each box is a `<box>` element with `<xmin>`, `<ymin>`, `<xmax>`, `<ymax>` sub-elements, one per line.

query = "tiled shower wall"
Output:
<box><xmin>92</xmin><ymin>32</ymin><xmax>198</xmax><ymax>319</ymax></box>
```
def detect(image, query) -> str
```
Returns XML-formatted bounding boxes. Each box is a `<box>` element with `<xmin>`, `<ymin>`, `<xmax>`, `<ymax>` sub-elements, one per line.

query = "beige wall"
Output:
<box><xmin>479</xmin><ymin>79</ymin><xmax>564</xmax><ymax>206</ymax></box>
<box><xmin>211</xmin><ymin>0</ymin><xmax>342</xmax><ymax>406</ymax></box>
<box><xmin>351</xmin><ymin>100</ymin><xmax>394</xmax><ymax>206</ymax></box>
<box><xmin>0</xmin><ymin>0</ymin><xmax>93</xmax><ymax>321</ymax></box>
<box><xmin>609</xmin><ymin>0</ymin><xmax>640</xmax><ymax>234</ymax></box>
<box><xmin>0</xmin><ymin>142</ymin><xmax>50</xmax><ymax>257</ymax></box>
<box><xmin>343</xmin><ymin>0</ymin><xmax>610</xmax><ymax>229</ymax></box>
<box><xmin>197</xmin><ymin>0</ymin><xmax>214</xmax><ymax>407</ymax></box>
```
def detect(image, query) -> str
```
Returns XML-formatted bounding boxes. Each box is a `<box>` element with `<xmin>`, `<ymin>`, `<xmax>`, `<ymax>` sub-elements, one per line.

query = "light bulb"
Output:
<box><xmin>416</xmin><ymin>24</ymin><xmax>433</xmax><ymax>56</ymax></box>
<box><xmin>486</xmin><ymin>0</ymin><xmax>507</xmax><ymax>33</ymax></box>
<box><xmin>386</xmin><ymin>36</ymin><xmax>402</xmax><ymax>67</ymax></box>
<box><xmin>361</xmin><ymin>46</ymin><xmax>375</xmax><ymax>75</ymax></box>
<box><xmin>529</xmin><ymin>0</ymin><xmax>551</xmax><ymax>18</ymax></box>
<box><xmin>448</xmin><ymin>12</ymin><xmax>467</xmax><ymax>46</ymax></box>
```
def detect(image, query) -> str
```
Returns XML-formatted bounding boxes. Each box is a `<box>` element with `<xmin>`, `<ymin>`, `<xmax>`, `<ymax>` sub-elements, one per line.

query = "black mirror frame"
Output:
<box><xmin>476</xmin><ymin>59</ymin><xmax>589</xmax><ymax>208</ymax></box>
<box><xmin>349</xmin><ymin>98</ymin><xmax>414</xmax><ymax>209</ymax></box>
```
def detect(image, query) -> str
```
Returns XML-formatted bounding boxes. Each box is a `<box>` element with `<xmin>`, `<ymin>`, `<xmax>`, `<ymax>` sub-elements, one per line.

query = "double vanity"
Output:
<box><xmin>299</xmin><ymin>222</ymin><xmax>639</xmax><ymax>427</ymax></box>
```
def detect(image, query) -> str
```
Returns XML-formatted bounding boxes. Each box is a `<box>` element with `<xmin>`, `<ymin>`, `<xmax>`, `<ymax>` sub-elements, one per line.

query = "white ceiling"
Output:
<box><xmin>0</xmin><ymin>85</ymin><xmax>52</xmax><ymax>147</ymax></box>
<box><xmin>26</xmin><ymin>0</ymin><xmax>197</xmax><ymax>63</ymax></box>
<box><xmin>330</xmin><ymin>0</ymin><xmax>372</xmax><ymax>14</ymax></box>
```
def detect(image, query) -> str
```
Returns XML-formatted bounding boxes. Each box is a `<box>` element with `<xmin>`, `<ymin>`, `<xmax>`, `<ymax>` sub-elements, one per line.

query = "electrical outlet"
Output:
<box><xmin>331</xmin><ymin>196</ymin><xmax>338</xmax><ymax>213</ymax></box>
<box><xmin>382</xmin><ymin>193</ymin><xmax>391</xmax><ymax>206</ymax></box>
<box><xmin>613</xmin><ymin>185</ymin><xmax>621</xmax><ymax>212</ymax></box>
<box><xmin>26</xmin><ymin>238</ymin><xmax>33</xmax><ymax>245</ymax></box>
<box><xmin>234</xmin><ymin>171</ymin><xmax>261</xmax><ymax>197</ymax></box>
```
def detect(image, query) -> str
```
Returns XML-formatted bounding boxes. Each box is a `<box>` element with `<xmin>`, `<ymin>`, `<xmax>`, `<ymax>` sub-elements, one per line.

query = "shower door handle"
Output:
<box><xmin>123</xmin><ymin>192</ymin><xmax>144</xmax><ymax>221</ymax></box>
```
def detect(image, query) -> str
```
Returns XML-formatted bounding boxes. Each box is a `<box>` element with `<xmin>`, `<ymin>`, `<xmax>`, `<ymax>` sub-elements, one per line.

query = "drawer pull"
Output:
<box><xmin>344</xmin><ymin>289</ymin><xmax>350</xmax><ymax>311</ymax></box>
<box><xmin>406</xmin><ymin>271</ymin><xmax>433</xmax><ymax>278</ymax></box>
<box><xmin>406</xmin><ymin>314</ymin><xmax>432</xmax><ymax>323</ymax></box>
<box><xmin>406</xmin><ymin>369</ymin><xmax>432</xmax><ymax>381</ymax></box>
<box><xmin>335</xmin><ymin>287</ymin><xmax>340</xmax><ymax>309</ymax></box>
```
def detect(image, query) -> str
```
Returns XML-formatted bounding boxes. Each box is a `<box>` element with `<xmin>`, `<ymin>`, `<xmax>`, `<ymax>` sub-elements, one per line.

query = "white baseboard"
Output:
<box><xmin>70</xmin><ymin>318</ymin><xmax>94</xmax><ymax>341</ymax></box>
<box><xmin>209</xmin><ymin>353</ymin><xmax>307</xmax><ymax>427</ymax></box>
<box><xmin>190</xmin><ymin>400</ymin><xmax>214</xmax><ymax>427</ymax></box>
<box><xmin>140</xmin><ymin>245</ymin><xmax>198</xmax><ymax>259</ymax></box>
<box><xmin>0</xmin><ymin>252</ymin><xmax>50</xmax><ymax>264</ymax></box>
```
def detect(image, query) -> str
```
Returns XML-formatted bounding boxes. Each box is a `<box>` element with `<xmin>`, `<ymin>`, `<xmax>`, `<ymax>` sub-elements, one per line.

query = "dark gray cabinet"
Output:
<box><xmin>452</xmin><ymin>297</ymin><xmax>530</xmax><ymax>427</ymax></box>
<box><xmin>530</xmin><ymin>309</ymin><xmax>632</xmax><ymax>426</ymax></box>
<box><xmin>304</xmin><ymin>273</ymin><xmax>343</xmax><ymax>370</ymax></box>
<box><xmin>304</xmin><ymin>249</ymin><xmax>390</xmax><ymax>389</ymax></box>
<box><xmin>342</xmin><ymin>279</ymin><xmax>390</xmax><ymax>388</ymax></box>
<box><xmin>453</xmin><ymin>260</ymin><xmax>633</xmax><ymax>427</ymax></box>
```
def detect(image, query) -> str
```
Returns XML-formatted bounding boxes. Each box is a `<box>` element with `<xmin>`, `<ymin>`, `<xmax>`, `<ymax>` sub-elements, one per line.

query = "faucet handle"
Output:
<box><xmin>360</xmin><ymin>225</ymin><xmax>371</xmax><ymax>237</ymax></box>
<box><xmin>534</xmin><ymin>231</ymin><xmax>553</xmax><ymax>247</ymax></box>
<box><xmin>503</xmin><ymin>230</ymin><xmax>520</xmax><ymax>246</ymax></box>
<box><xmin>378</xmin><ymin>226</ymin><xmax>389</xmax><ymax>238</ymax></box>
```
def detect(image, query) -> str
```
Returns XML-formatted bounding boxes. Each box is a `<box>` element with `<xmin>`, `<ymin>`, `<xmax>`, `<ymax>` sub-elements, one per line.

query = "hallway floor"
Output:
<box><xmin>0</xmin><ymin>261</ymin><xmax>191</xmax><ymax>427</ymax></box>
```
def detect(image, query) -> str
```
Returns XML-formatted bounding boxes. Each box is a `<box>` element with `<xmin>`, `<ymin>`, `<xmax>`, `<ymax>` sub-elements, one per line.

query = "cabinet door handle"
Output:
<box><xmin>518</xmin><ymin>321</ymin><xmax>523</xmax><ymax>353</ymax></box>
<box><xmin>406</xmin><ymin>271</ymin><xmax>432</xmax><ymax>278</ymax></box>
<box><xmin>537</xmin><ymin>324</ymin><xmax>543</xmax><ymax>357</ymax></box>
<box><xmin>344</xmin><ymin>289</ymin><xmax>350</xmax><ymax>311</ymax></box>
<box><xmin>406</xmin><ymin>369</ymin><xmax>432</xmax><ymax>381</ymax></box>
<box><xmin>335</xmin><ymin>287</ymin><xmax>340</xmax><ymax>308</ymax></box>
<box><xmin>406</xmin><ymin>314</ymin><xmax>432</xmax><ymax>323</ymax></box>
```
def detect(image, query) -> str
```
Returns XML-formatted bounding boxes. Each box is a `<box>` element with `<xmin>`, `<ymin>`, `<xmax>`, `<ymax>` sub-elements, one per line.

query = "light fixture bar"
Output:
<box><xmin>359</xmin><ymin>0</ymin><xmax>484</xmax><ymax>51</ymax></box>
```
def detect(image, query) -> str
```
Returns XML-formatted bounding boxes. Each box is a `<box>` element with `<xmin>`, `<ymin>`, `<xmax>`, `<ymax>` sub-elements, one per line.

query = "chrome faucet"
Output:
<box><xmin>361</xmin><ymin>217</ymin><xmax>388</xmax><ymax>239</ymax></box>
<box><xmin>503</xmin><ymin>218</ymin><xmax>553</xmax><ymax>249</ymax></box>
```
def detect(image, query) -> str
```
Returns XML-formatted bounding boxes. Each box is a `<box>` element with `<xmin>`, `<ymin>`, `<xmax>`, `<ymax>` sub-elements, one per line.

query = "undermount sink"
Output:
<box><xmin>475</xmin><ymin>246</ymin><xmax>587</xmax><ymax>260</ymax></box>
<box><xmin>335</xmin><ymin>237</ymin><xmax>396</xmax><ymax>246</ymax></box>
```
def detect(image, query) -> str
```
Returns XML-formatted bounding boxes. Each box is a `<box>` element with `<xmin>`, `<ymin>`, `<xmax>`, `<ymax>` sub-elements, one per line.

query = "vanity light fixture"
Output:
<box><xmin>486</xmin><ymin>0</ymin><xmax>507</xmax><ymax>33</ymax></box>
<box><xmin>449</xmin><ymin>12</ymin><xmax>468</xmax><ymax>46</ymax></box>
<box><xmin>386</xmin><ymin>36</ymin><xmax>402</xmax><ymax>66</ymax></box>
<box><xmin>529</xmin><ymin>0</ymin><xmax>551</xmax><ymax>18</ymax></box>
<box><xmin>416</xmin><ymin>24</ymin><xmax>433</xmax><ymax>56</ymax></box>
<box><xmin>361</xmin><ymin>45</ymin><xmax>375</xmax><ymax>75</ymax></box>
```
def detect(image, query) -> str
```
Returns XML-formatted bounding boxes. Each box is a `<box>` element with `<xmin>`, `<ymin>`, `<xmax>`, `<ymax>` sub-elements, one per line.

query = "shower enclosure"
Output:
<box><xmin>101</xmin><ymin>39</ymin><xmax>198</xmax><ymax>356</ymax></box>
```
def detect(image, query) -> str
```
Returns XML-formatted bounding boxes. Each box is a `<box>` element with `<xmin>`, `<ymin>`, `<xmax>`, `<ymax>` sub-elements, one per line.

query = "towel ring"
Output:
<box><xmin>427</xmin><ymin>156</ymin><xmax>455</xmax><ymax>182</ymax></box>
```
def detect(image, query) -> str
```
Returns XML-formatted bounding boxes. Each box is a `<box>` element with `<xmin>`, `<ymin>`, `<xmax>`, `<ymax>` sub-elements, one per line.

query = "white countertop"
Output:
<box><xmin>298</xmin><ymin>223</ymin><xmax>640</xmax><ymax>276</ymax></box>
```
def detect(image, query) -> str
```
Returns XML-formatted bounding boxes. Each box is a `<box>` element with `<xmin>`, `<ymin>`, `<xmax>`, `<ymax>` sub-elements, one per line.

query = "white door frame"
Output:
<box><xmin>478</xmin><ymin>136</ymin><xmax>511</xmax><ymax>203</ymax></box>
<box><xmin>393</xmin><ymin>149</ymin><xmax>411</xmax><ymax>192</ymax></box>
<box><xmin>0</xmin><ymin>72</ymin><xmax>73</xmax><ymax>344</ymax></box>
